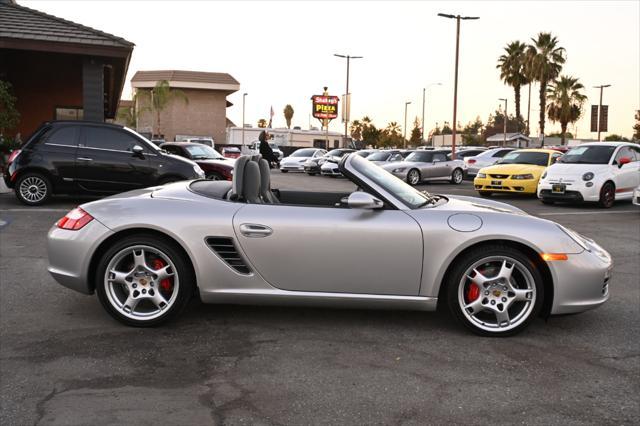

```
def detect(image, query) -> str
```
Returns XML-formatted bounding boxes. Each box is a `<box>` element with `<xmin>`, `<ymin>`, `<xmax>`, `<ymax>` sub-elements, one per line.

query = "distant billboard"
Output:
<box><xmin>590</xmin><ymin>105</ymin><xmax>598</xmax><ymax>132</ymax></box>
<box><xmin>312</xmin><ymin>95</ymin><xmax>339</xmax><ymax>120</ymax></box>
<box><xmin>599</xmin><ymin>105</ymin><xmax>608</xmax><ymax>132</ymax></box>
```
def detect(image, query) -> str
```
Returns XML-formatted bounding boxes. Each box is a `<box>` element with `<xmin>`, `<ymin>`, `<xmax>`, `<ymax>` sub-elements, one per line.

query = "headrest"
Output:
<box><xmin>258</xmin><ymin>159</ymin><xmax>271</xmax><ymax>193</ymax></box>
<box><xmin>231</xmin><ymin>155</ymin><xmax>251</xmax><ymax>199</ymax></box>
<box><xmin>243</xmin><ymin>160</ymin><xmax>262</xmax><ymax>203</ymax></box>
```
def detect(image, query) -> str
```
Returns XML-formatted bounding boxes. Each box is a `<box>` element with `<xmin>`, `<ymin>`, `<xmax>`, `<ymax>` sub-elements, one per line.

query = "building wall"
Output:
<box><xmin>135</xmin><ymin>88</ymin><xmax>229</xmax><ymax>144</ymax></box>
<box><xmin>0</xmin><ymin>50</ymin><xmax>83</xmax><ymax>138</ymax></box>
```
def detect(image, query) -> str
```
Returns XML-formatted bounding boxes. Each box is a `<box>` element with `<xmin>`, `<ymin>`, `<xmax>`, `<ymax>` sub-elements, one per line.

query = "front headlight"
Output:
<box><xmin>476</xmin><ymin>173</ymin><xmax>487</xmax><ymax>178</ymax></box>
<box><xmin>511</xmin><ymin>174</ymin><xmax>534</xmax><ymax>180</ymax></box>
<box><xmin>392</xmin><ymin>168</ymin><xmax>406</xmax><ymax>173</ymax></box>
<box><xmin>194</xmin><ymin>165</ymin><xmax>205</xmax><ymax>177</ymax></box>
<box><xmin>557</xmin><ymin>224</ymin><xmax>590</xmax><ymax>252</ymax></box>
<box><xmin>582</xmin><ymin>172</ymin><xmax>594</xmax><ymax>181</ymax></box>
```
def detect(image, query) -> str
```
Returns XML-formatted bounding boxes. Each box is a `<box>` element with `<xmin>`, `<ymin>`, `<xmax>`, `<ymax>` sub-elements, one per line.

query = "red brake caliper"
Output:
<box><xmin>152</xmin><ymin>259</ymin><xmax>172</xmax><ymax>293</ymax></box>
<box><xmin>466</xmin><ymin>282</ymin><xmax>480</xmax><ymax>302</ymax></box>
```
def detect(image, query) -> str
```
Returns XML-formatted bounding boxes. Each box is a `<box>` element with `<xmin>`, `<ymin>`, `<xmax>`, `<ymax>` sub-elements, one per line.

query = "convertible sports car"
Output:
<box><xmin>47</xmin><ymin>154</ymin><xmax>612</xmax><ymax>336</ymax></box>
<box><xmin>381</xmin><ymin>150</ymin><xmax>466</xmax><ymax>185</ymax></box>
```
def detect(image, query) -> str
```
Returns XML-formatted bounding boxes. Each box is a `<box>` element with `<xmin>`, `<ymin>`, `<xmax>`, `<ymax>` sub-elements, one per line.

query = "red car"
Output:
<box><xmin>222</xmin><ymin>146</ymin><xmax>241</xmax><ymax>159</ymax></box>
<box><xmin>161</xmin><ymin>142</ymin><xmax>234</xmax><ymax>181</ymax></box>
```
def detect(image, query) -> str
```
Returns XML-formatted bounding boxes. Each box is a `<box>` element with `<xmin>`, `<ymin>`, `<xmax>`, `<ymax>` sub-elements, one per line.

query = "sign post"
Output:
<box><xmin>311</xmin><ymin>87</ymin><xmax>339</xmax><ymax>150</ymax></box>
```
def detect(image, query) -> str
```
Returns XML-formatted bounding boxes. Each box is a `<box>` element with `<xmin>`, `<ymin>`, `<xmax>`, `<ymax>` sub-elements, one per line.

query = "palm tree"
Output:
<box><xmin>283</xmin><ymin>104</ymin><xmax>294</xmax><ymax>129</ymax></box>
<box><xmin>149</xmin><ymin>80</ymin><xmax>188</xmax><ymax>137</ymax></box>
<box><xmin>527</xmin><ymin>32</ymin><xmax>565</xmax><ymax>143</ymax></box>
<box><xmin>349</xmin><ymin>119</ymin><xmax>363</xmax><ymax>141</ymax></box>
<box><xmin>546</xmin><ymin>75</ymin><xmax>587</xmax><ymax>145</ymax></box>
<box><xmin>257</xmin><ymin>118</ymin><xmax>267</xmax><ymax>128</ymax></box>
<box><xmin>497</xmin><ymin>41</ymin><xmax>529</xmax><ymax>128</ymax></box>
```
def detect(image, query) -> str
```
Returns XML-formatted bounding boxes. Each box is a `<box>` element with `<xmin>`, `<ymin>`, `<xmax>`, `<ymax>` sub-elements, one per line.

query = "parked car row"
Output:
<box><xmin>471</xmin><ymin>142</ymin><xmax>640</xmax><ymax>208</ymax></box>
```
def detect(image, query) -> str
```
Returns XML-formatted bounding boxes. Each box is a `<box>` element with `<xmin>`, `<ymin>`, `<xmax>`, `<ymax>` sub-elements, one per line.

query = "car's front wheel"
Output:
<box><xmin>446</xmin><ymin>244</ymin><xmax>543</xmax><ymax>336</ymax></box>
<box><xmin>96</xmin><ymin>235</ymin><xmax>195</xmax><ymax>327</ymax></box>
<box><xmin>598</xmin><ymin>182</ymin><xmax>615</xmax><ymax>208</ymax></box>
<box><xmin>15</xmin><ymin>172</ymin><xmax>52</xmax><ymax>206</ymax></box>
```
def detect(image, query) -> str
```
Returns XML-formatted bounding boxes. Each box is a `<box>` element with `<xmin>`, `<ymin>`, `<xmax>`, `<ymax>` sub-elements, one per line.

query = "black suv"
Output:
<box><xmin>4</xmin><ymin>121</ymin><xmax>204</xmax><ymax>205</ymax></box>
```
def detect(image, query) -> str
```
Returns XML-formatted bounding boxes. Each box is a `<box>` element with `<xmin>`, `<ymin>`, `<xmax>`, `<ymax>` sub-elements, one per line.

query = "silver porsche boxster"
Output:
<box><xmin>47</xmin><ymin>154</ymin><xmax>612</xmax><ymax>336</ymax></box>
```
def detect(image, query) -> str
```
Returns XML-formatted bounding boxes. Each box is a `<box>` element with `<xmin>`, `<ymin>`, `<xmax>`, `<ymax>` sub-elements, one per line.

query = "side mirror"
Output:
<box><xmin>132</xmin><ymin>145</ymin><xmax>144</xmax><ymax>156</ymax></box>
<box><xmin>347</xmin><ymin>192</ymin><xmax>384</xmax><ymax>210</ymax></box>
<box><xmin>618</xmin><ymin>157</ymin><xmax>631</xmax><ymax>168</ymax></box>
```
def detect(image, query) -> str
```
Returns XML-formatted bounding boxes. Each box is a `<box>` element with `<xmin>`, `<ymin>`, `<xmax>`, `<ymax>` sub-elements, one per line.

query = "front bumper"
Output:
<box><xmin>474</xmin><ymin>176</ymin><xmax>538</xmax><ymax>194</ymax></box>
<box><xmin>47</xmin><ymin>218</ymin><xmax>114</xmax><ymax>294</ymax></box>
<box><xmin>321</xmin><ymin>165</ymin><xmax>342</xmax><ymax>176</ymax></box>
<box><xmin>550</xmin><ymin>244</ymin><xmax>612</xmax><ymax>314</ymax></box>
<box><xmin>280</xmin><ymin>163</ymin><xmax>306</xmax><ymax>172</ymax></box>
<box><xmin>538</xmin><ymin>180</ymin><xmax>600</xmax><ymax>202</ymax></box>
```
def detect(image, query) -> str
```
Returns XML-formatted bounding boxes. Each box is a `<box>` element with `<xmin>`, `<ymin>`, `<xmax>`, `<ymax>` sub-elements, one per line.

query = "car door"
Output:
<box><xmin>232</xmin><ymin>203</ymin><xmax>423</xmax><ymax>295</ymax></box>
<box><xmin>431</xmin><ymin>152</ymin><xmax>450</xmax><ymax>178</ymax></box>
<box><xmin>36</xmin><ymin>125</ymin><xmax>79</xmax><ymax>190</ymax></box>
<box><xmin>75</xmin><ymin>125</ymin><xmax>156</xmax><ymax>193</ymax></box>
<box><xmin>613</xmin><ymin>146</ymin><xmax>640</xmax><ymax>195</ymax></box>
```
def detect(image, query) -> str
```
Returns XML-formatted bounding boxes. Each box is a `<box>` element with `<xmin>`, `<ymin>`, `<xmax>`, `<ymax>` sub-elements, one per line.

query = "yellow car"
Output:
<box><xmin>474</xmin><ymin>149</ymin><xmax>563</xmax><ymax>196</ymax></box>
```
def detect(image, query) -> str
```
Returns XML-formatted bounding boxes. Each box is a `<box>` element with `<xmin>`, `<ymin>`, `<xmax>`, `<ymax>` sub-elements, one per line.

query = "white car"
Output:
<box><xmin>465</xmin><ymin>147</ymin><xmax>516</xmax><ymax>177</ymax></box>
<box><xmin>279</xmin><ymin>148</ymin><xmax>326</xmax><ymax>173</ymax></box>
<box><xmin>537</xmin><ymin>142</ymin><xmax>640</xmax><ymax>208</ymax></box>
<box><xmin>632</xmin><ymin>186</ymin><xmax>640</xmax><ymax>206</ymax></box>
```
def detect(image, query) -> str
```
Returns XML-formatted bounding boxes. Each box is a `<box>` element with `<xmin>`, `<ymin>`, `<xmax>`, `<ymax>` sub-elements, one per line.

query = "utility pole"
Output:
<box><xmin>334</xmin><ymin>54</ymin><xmax>363</xmax><ymax>147</ymax></box>
<box><xmin>438</xmin><ymin>13</ymin><xmax>479</xmax><ymax>159</ymax></box>
<box><xmin>421</xmin><ymin>83</ymin><xmax>441</xmax><ymax>146</ymax></box>
<box><xmin>241</xmin><ymin>93</ymin><xmax>247</xmax><ymax>152</ymax></box>
<box><xmin>499</xmin><ymin>98</ymin><xmax>507</xmax><ymax>146</ymax></box>
<box><xmin>594</xmin><ymin>84</ymin><xmax>611</xmax><ymax>141</ymax></box>
<box><xmin>404</xmin><ymin>101</ymin><xmax>411</xmax><ymax>148</ymax></box>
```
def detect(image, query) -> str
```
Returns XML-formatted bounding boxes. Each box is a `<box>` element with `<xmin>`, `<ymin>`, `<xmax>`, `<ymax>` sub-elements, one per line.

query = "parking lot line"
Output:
<box><xmin>538</xmin><ymin>210</ymin><xmax>638</xmax><ymax>216</ymax></box>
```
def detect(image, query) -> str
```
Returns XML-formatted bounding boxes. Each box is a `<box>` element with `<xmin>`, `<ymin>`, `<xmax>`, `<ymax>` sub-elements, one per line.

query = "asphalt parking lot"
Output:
<box><xmin>1</xmin><ymin>172</ymin><xmax>639</xmax><ymax>425</ymax></box>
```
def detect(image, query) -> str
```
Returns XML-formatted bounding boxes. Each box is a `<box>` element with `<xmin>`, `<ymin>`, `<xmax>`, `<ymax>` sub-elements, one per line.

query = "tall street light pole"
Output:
<box><xmin>438</xmin><ymin>13</ymin><xmax>479</xmax><ymax>159</ymax></box>
<box><xmin>334</xmin><ymin>54</ymin><xmax>363</xmax><ymax>147</ymax></box>
<box><xmin>422</xmin><ymin>82</ymin><xmax>442</xmax><ymax>147</ymax></box>
<box><xmin>499</xmin><ymin>97</ymin><xmax>507</xmax><ymax>146</ymax></box>
<box><xmin>594</xmin><ymin>84</ymin><xmax>611</xmax><ymax>141</ymax></box>
<box><xmin>241</xmin><ymin>92</ymin><xmax>247</xmax><ymax>152</ymax></box>
<box><xmin>404</xmin><ymin>101</ymin><xmax>411</xmax><ymax>148</ymax></box>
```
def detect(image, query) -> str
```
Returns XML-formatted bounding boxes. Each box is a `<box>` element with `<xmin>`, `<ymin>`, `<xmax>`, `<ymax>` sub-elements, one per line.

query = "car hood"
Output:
<box><xmin>545</xmin><ymin>163</ymin><xmax>611</xmax><ymax>179</ymax></box>
<box><xmin>164</xmin><ymin>153</ymin><xmax>197</xmax><ymax>167</ymax></box>
<box><xmin>282</xmin><ymin>157</ymin><xmax>310</xmax><ymax>164</ymax></box>
<box><xmin>381</xmin><ymin>161</ymin><xmax>425</xmax><ymax>170</ymax></box>
<box><xmin>437</xmin><ymin>194</ymin><xmax>528</xmax><ymax>215</ymax></box>
<box><xmin>479</xmin><ymin>163</ymin><xmax>546</xmax><ymax>176</ymax></box>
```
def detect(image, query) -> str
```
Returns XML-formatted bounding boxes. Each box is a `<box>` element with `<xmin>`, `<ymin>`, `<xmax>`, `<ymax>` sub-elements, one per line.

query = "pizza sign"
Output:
<box><xmin>312</xmin><ymin>95</ymin><xmax>339</xmax><ymax>120</ymax></box>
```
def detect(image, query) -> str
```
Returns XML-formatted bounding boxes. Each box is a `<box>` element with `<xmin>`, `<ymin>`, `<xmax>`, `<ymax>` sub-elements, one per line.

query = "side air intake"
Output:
<box><xmin>205</xmin><ymin>237</ymin><xmax>251</xmax><ymax>274</ymax></box>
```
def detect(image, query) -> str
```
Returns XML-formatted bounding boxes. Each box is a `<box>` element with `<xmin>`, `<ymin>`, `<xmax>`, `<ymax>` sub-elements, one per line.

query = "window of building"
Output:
<box><xmin>55</xmin><ymin>107</ymin><xmax>84</xmax><ymax>121</ymax></box>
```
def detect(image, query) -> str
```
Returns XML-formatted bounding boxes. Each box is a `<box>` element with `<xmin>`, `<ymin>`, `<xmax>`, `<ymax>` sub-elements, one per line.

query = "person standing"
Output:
<box><xmin>258</xmin><ymin>130</ymin><xmax>279</xmax><ymax>168</ymax></box>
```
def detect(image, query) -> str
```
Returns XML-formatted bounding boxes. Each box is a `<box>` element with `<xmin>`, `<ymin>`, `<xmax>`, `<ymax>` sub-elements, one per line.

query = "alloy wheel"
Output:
<box><xmin>408</xmin><ymin>169</ymin><xmax>420</xmax><ymax>185</ymax></box>
<box><xmin>452</xmin><ymin>169</ymin><xmax>463</xmax><ymax>184</ymax></box>
<box><xmin>457</xmin><ymin>256</ymin><xmax>536</xmax><ymax>333</ymax></box>
<box><xmin>18</xmin><ymin>176</ymin><xmax>48</xmax><ymax>203</ymax></box>
<box><xmin>600</xmin><ymin>183</ymin><xmax>615</xmax><ymax>208</ymax></box>
<box><xmin>104</xmin><ymin>245</ymin><xmax>180</xmax><ymax>321</ymax></box>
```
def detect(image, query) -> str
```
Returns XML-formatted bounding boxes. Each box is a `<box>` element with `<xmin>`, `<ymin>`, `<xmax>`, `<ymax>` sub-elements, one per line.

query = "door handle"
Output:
<box><xmin>77</xmin><ymin>157</ymin><xmax>93</xmax><ymax>161</ymax></box>
<box><xmin>239</xmin><ymin>223</ymin><xmax>273</xmax><ymax>238</ymax></box>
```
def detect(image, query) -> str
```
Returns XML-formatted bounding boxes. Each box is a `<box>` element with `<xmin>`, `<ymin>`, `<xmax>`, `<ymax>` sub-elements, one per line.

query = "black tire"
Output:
<box><xmin>205</xmin><ymin>172</ymin><xmax>223</xmax><ymax>181</ymax></box>
<box><xmin>598</xmin><ymin>182</ymin><xmax>615</xmax><ymax>208</ymax></box>
<box><xmin>541</xmin><ymin>199</ymin><xmax>555</xmax><ymax>205</ymax></box>
<box><xmin>450</xmin><ymin>168</ymin><xmax>464</xmax><ymax>184</ymax></box>
<box><xmin>281</xmin><ymin>170</ymin><xmax>288</xmax><ymax>173</ymax></box>
<box><xmin>15</xmin><ymin>172</ymin><xmax>52</xmax><ymax>206</ymax></box>
<box><xmin>158</xmin><ymin>176</ymin><xmax>183</xmax><ymax>185</ymax></box>
<box><xmin>446</xmin><ymin>244</ymin><xmax>544</xmax><ymax>337</ymax></box>
<box><xmin>95</xmin><ymin>234</ymin><xmax>195</xmax><ymax>327</ymax></box>
<box><xmin>407</xmin><ymin>169</ymin><xmax>421</xmax><ymax>186</ymax></box>
<box><xmin>478</xmin><ymin>191</ymin><xmax>492</xmax><ymax>197</ymax></box>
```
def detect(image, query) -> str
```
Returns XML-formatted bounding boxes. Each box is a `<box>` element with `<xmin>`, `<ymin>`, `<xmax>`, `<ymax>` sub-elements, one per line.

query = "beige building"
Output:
<box><xmin>131</xmin><ymin>70</ymin><xmax>239</xmax><ymax>144</ymax></box>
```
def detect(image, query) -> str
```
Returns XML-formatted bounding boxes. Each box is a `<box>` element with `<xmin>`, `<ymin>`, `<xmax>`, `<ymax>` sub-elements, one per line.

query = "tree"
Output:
<box><xmin>349</xmin><ymin>119</ymin><xmax>363</xmax><ymax>141</ymax></box>
<box><xmin>283</xmin><ymin>104</ymin><xmax>294</xmax><ymax>129</ymax></box>
<box><xmin>149</xmin><ymin>80</ymin><xmax>188</xmax><ymax>137</ymax></box>
<box><xmin>527</xmin><ymin>32</ymin><xmax>565</xmax><ymax>138</ymax></box>
<box><xmin>604</xmin><ymin>134</ymin><xmax>630</xmax><ymax>142</ymax></box>
<box><xmin>116</xmin><ymin>93</ymin><xmax>138</xmax><ymax>128</ymax></box>
<box><xmin>546</xmin><ymin>75</ymin><xmax>587</xmax><ymax>145</ymax></box>
<box><xmin>360</xmin><ymin>116</ymin><xmax>380</xmax><ymax>147</ymax></box>
<box><xmin>633</xmin><ymin>110</ymin><xmax>640</xmax><ymax>141</ymax></box>
<box><xmin>441</xmin><ymin>123</ymin><xmax>453</xmax><ymax>135</ymax></box>
<box><xmin>497</xmin><ymin>41</ymin><xmax>529</xmax><ymax>128</ymax></box>
<box><xmin>462</xmin><ymin>117</ymin><xmax>484</xmax><ymax>145</ymax></box>
<box><xmin>0</xmin><ymin>80</ymin><xmax>20</xmax><ymax>138</ymax></box>
<box><xmin>257</xmin><ymin>119</ymin><xmax>267</xmax><ymax>128</ymax></box>
<box><xmin>483</xmin><ymin>109</ymin><xmax>522</xmax><ymax>141</ymax></box>
<box><xmin>409</xmin><ymin>117</ymin><xmax>422</xmax><ymax>146</ymax></box>
<box><xmin>379</xmin><ymin>122</ymin><xmax>403</xmax><ymax>148</ymax></box>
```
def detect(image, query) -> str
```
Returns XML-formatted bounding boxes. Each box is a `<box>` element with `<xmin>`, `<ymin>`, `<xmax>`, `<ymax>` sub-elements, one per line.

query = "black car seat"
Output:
<box><xmin>243</xmin><ymin>161</ymin><xmax>262</xmax><ymax>204</ymax></box>
<box><xmin>258</xmin><ymin>159</ymin><xmax>280</xmax><ymax>204</ymax></box>
<box><xmin>229</xmin><ymin>155</ymin><xmax>251</xmax><ymax>200</ymax></box>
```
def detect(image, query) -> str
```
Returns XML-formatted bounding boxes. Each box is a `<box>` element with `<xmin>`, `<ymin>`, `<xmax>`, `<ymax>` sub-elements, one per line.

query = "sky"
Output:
<box><xmin>23</xmin><ymin>0</ymin><xmax>640</xmax><ymax>139</ymax></box>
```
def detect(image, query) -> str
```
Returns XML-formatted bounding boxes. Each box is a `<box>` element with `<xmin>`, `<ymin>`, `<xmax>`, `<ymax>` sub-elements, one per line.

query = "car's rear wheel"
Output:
<box><xmin>446</xmin><ymin>245</ymin><xmax>543</xmax><ymax>336</ymax></box>
<box><xmin>478</xmin><ymin>191</ymin><xmax>492</xmax><ymax>197</ymax></box>
<box><xmin>96</xmin><ymin>235</ymin><xmax>194</xmax><ymax>327</ymax></box>
<box><xmin>15</xmin><ymin>172</ymin><xmax>51</xmax><ymax>206</ymax></box>
<box><xmin>450</xmin><ymin>168</ymin><xmax>464</xmax><ymax>184</ymax></box>
<box><xmin>598</xmin><ymin>182</ymin><xmax>615</xmax><ymax>208</ymax></box>
<box><xmin>407</xmin><ymin>169</ymin><xmax>421</xmax><ymax>186</ymax></box>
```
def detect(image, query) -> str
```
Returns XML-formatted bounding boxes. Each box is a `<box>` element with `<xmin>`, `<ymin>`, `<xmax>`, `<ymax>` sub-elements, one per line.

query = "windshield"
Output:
<box><xmin>499</xmin><ymin>151</ymin><xmax>549</xmax><ymax>166</ymax></box>
<box><xmin>367</xmin><ymin>152</ymin><xmax>392</xmax><ymax>161</ymax></box>
<box><xmin>356</xmin><ymin>151</ymin><xmax>375</xmax><ymax>157</ymax></box>
<box><xmin>269</xmin><ymin>143</ymin><xmax>279</xmax><ymax>149</ymax></box>
<box><xmin>185</xmin><ymin>145</ymin><xmax>224</xmax><ymax>160</ymax></box>
<box><xmin>327</xmin><ymin>149</ymin><xmax>350</xmax><ymax>157</ymax></box>
<box><xmin>560</xmin><ymin>146</ymin><xmax>616</xmax><ymax>164</ymax></box>
<box><xmin>290</xmin><ymin>148</ymin><xmax>317</xmax><ymax>157</ymax></box>
<box><xmin>405</xmin><ymin>151</ymin><xmax>433</xmax><ymax>162</ymax></box>
<box><xmin>349</xmin><ymin>155</ymin><xmax>431</xmax><ymax>209</ymax></box>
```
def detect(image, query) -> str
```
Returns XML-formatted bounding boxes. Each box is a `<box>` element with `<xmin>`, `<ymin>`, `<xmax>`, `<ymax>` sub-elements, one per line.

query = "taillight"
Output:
<box><xmin>57</xmin><ymin>207</ymin><xmax>94</xmax><ymax>230</ymax></box>
<box><xmin>467</xmin><ymin>159</ymin><xmax>476</xmax><ymax>164</ymax></box>
<box><xmin>7</xmin><ymin>149</ymin><xmax>21</xmax><ymax>164</ymax></box>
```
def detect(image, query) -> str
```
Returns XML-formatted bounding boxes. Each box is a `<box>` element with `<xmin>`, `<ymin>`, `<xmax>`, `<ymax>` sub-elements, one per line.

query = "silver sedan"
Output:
<box><xmin>381</xmin><ymin>150</ymin><xmax>466</xmax><ymax>185</ymax></box>
<box><xmin>47</xmin><ymin>154</ymin><xmax>612</xmax><ymax>336</ymax></box>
